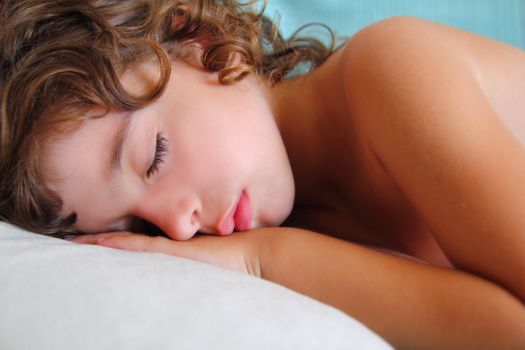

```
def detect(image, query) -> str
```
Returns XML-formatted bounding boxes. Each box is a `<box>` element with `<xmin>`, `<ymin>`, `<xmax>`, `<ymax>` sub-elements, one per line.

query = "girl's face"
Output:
<box><xmin>45</xmin><ymin>61</ymin><xmax>295</xmax><ymax>240</ymax></box>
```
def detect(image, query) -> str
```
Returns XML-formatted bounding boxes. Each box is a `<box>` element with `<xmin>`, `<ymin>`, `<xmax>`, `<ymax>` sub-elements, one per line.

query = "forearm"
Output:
<box><xmin>257</xmin><ymin>227</ymin><xmax>525</xmax><ymax>350</ymax></box>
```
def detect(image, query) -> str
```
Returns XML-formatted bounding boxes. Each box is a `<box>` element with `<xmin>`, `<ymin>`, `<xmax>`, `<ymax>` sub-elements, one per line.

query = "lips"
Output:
<box><xmin>217</xmin><ymin>190</ymin><xmax>252</xmax><ymax>236</ymax></box>
<box><xmin>233</xmin><ymin>191</ymin><xmax>252</xmax><ymax>231</ymax></box>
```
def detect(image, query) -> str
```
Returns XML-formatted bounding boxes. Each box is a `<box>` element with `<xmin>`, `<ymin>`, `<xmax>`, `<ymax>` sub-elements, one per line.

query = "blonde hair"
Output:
<box><xmin>0</xmin><ymin>0</ymin><xmax>335</xmax><ymax>236</ymax></box>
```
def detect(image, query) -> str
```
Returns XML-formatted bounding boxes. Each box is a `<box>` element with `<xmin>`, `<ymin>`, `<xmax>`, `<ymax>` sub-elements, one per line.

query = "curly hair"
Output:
<box><xmin>0</xmin><ymin>0</ymin><xmax>335</xmax><ymax>237</ymax></box>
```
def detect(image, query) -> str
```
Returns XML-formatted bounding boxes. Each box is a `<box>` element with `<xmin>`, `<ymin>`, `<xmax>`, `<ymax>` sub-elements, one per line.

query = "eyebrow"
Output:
<box><xmin>109</xmin><ymin>113</ymin><xmax>134</xmax><ymax>176</ymax></box>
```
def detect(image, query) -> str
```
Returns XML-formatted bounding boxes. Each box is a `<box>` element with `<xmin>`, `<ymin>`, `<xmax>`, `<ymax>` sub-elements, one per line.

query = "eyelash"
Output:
<box><xmin>147</xmin><ymin>132</ymin><xmax>168</xmax><ymax>178</ymax></box>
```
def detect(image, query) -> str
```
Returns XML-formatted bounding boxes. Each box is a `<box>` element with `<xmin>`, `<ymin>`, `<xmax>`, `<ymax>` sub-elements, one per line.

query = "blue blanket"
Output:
<box><xmin>265</xmin><ymin>0</ymin><xmax>525</xmax><ymax>49</ymax></box>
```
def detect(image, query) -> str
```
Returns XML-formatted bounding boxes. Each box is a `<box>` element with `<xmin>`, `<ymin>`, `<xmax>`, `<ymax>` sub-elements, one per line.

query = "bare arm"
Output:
<box><xmin>259</xmin><ymin>227</ymin><xmax>525</xmax><ymax>350</ymax></box>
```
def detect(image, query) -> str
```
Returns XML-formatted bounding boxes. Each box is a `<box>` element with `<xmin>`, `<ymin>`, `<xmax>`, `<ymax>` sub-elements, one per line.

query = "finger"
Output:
<box><xmin>96</xmin><ymin>234</ymin><xmax>217</xmax><ymax>264</ymax></box>
<box><xmin>95</xmin><ymin>234</ymin><xmax>178</xmax><ymax>255</ymax></box>
<box><xmin>67</xmin><ymin>232</ymin><xmax>134</xmax><ymax>244</ymax></box>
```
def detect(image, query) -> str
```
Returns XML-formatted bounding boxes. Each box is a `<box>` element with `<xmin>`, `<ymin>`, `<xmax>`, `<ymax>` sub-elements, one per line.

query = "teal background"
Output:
<box><xmin>264</xmin><ymin>0</ymin><xmax>525</xmax><ymax>49</ymax></box>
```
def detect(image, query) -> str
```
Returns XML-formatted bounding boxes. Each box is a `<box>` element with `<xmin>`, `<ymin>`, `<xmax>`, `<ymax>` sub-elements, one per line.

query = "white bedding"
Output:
<box><xmin>0</xmin><ymin>222</ymin><xmax>392</xmax><ymax>349</ymax></box>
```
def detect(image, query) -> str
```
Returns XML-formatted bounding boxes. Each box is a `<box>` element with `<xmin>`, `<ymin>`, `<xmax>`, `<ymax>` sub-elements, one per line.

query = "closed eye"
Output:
<box><xmin>147</xmin><ymin>132</ymin><xmax>168</xmax><ymax>178</ymax></box>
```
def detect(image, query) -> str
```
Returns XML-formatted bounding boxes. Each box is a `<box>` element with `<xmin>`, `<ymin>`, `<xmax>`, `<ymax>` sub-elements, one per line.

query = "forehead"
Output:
<box><xmin>45</xmin><ymin>61</ymin><xmax>161</xmax><ymax>174</ymax></box>
<box><xmin>44</xmin><ymin>111</ymin><xmax>132</xmax><ymax>232</ymax></box>
<box><xmin>46</xmin><ymin>113</ymin><xmax>119</xmax><ymax>175</ymax></box>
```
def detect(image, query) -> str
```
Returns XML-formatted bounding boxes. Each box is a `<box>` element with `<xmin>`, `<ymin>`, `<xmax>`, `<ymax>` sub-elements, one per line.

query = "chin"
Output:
<box><xmin>260</xmin><ymin>193</ymin><xmax>295</xmax><ymax>228</ymax></box>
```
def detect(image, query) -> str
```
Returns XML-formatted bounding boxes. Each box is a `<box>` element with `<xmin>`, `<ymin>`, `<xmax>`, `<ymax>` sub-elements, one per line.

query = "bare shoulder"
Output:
<box><xmin>342</xmin><ymin>16</ymin><xmax>525</xmax><ymax>139</ymax></box>
<box><xmin>340</xmin><ymin>15</ymin><xmax>523</xmax><ymax>68</ymax></box>
<box><xmin>341</xmin><ymin>16</ymin><xmax>481</xmax><ymax>99</ymax></box>
<box><xmin>338</xmin><ymin>16</ymin><xmax>497</xmax><ymax>211</ymax></box>
<box><xmin>338</xmin><ymin>16</ymin><xmax>525</xmax><ymax>301</ymax></box>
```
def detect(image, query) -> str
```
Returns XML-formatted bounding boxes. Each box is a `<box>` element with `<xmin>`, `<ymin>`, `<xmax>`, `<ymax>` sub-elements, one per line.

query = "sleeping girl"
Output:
<box><xmin>1</xmin><ymin>0</ymin><xmax>524</xmax><ymax>348</ymax></box>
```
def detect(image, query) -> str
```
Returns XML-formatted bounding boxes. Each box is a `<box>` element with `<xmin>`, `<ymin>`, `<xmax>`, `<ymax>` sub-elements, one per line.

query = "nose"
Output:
<box><xmin>133</xmin><ymin>192</ymin><xmax>202</xmax><ymax>241</ymax></box>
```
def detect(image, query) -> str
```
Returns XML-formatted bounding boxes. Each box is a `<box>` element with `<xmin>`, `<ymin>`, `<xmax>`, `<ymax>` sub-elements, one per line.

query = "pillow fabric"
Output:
<box><xmin>266</xmin><ymin>0</ymin><xmax>525</xmax><ymax>49</ymax></box>
<box><xmin>0</xmin><ymin>222</ymin><xmax>392</xmax><ymax>350</ymax></box>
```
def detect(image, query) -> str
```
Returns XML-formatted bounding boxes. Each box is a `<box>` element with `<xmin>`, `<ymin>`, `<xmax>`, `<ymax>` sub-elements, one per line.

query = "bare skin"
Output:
<box><xmin>71</xmin><ymin>16</ymin><xmax>525</xmax><ymax>348</ymax></box>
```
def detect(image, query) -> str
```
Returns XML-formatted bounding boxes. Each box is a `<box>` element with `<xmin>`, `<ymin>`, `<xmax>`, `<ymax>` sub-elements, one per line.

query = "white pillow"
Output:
<box><xmin>0</xmin><ymin>222</ymin><xmax>392</xmax><ymax>350</ymax></box>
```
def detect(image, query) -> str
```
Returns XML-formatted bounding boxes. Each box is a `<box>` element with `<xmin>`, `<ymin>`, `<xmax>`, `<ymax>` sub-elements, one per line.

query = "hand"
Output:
<box><xmin>69</xmin><ymin>230</ymin><xmax>264</xmax><ymax>276</ymax></box>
